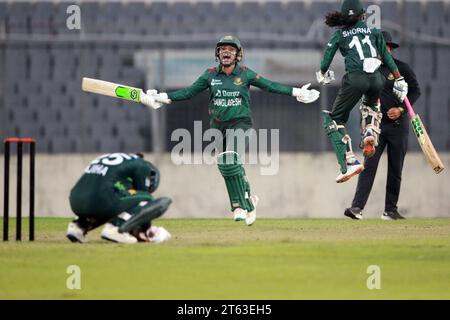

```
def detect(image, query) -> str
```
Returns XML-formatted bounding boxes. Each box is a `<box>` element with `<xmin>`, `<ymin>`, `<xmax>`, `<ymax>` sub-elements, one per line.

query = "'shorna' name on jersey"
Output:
<box><xmin>342</xmin><ymin>27</ymin><xmax>372</xmax><ymax>38</ymax></box>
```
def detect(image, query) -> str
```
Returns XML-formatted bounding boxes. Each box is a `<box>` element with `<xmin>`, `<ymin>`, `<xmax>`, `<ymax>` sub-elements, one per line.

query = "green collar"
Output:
<box><xmin>216</xmin><ymin>64</ymin><xmax>241</xmax><ymax>75</ymax></box>
<box><xmin>355</xmin><ymin>20</ymin><xmax>365</xmax><ymax>28</ymax></box>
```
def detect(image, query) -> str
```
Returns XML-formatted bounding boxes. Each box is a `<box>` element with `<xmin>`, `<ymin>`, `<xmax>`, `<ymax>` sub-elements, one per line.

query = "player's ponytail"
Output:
<box><xmin>325</xmin><ymin>11</ymin><xmax>361</xmax><ymax>28</ymax></box>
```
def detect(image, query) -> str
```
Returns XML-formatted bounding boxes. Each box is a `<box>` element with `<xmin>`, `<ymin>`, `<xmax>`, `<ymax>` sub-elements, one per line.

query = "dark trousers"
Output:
<box><xmin>70</xmin><ymin>190</ymin><xmax>155</xmax><ymax>230</ymax></box>
<box><xmin>351</xmin><ymin>119</ymin><xmax>409</xmax><ymax>211</ymax></box>
<box><xmin>331</xmin><ymin>71</ymin><xmax>385</xmax><ymax>124</ymax></box>
<box><xmin>211</xmin><ymin>117</ymin><xmax>253</xmax><ymax>154</ymax></box>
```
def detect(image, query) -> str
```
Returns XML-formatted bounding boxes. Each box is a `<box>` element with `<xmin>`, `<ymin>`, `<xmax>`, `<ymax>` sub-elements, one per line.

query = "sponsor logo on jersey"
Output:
<box><xmin>233</xmin><ymin>77</ymin><xmax>243</xmax><ymax>86</ymax></box>
<box><xmin>214</xmin><ymin>90</ymin><xmax>240</xmax><ymax>98</ymax></box>
<box><xmin>211</xmin><ymin>79</ymin><xmax>223</xmax><ymax>86</ymax></box>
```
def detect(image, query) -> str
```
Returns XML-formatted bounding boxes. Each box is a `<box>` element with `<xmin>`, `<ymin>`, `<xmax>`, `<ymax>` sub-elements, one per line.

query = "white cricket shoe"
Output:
<box><xmin>245</xmin><ymin>195</ymin><xmax>259</xmax><ymax>226</ymax></box>
<box><xmin>66</xmin><ymin>222</ymin><xmax>87</xmax><ymax>243</ymax></box>
<box><xmin>101</xmin><ymin>223</ymin><xmax>137</xmax><ymax>244</ymax></box>
<box><xmin>233</xmin><ymin>208</ymin><xmax>247</xmax><ymax>222</ymax></box>
<box><xmin>336</xmin><ymin>160</ymin><xmax>364</xmax><ymax>183</ymax></box>
<box><xmin>147</xmin><ymin>226</ymin><xmax>171</xmax><ymax>244</ymax></box>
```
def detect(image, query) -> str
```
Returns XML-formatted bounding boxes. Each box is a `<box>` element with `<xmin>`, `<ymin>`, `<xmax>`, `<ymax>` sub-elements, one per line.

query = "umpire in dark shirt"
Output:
<box><xmin>344</xmin><ymin>31</ymin><xmax>421</xmax><ymax>220</ymax></box>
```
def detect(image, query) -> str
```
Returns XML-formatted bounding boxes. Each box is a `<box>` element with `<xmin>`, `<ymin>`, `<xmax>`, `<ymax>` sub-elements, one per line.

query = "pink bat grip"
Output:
<box><xmin>403</xmin><ymin>96</ymin><xmax>416</xmax><ymax>119</ymax></box>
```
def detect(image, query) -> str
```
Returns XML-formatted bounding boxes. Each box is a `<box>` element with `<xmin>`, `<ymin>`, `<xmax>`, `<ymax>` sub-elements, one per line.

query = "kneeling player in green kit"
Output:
<box><xmin>316</xmin><ymin>0</ymin><xmax>408</xmax><ymax>183</ymax></box>
<box><xmin>66</xmin><ymin>153</ymin><xmax>171</xmax><ymax>244</ymax></box>
<box><xmin>139</xmin><ymin>35</ymin><xmax>320</xmax><ymax>226</ymax></box>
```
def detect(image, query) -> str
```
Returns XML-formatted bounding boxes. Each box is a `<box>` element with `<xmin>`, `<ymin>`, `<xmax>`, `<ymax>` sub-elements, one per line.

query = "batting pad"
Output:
<box><xmin>323</xmin><ymin>111</ymin><xmax>354</xmax><ymax>174</ymax></box>
<box><xmin>118</xmin><ymin>197</ymin><xmax>172</xmax><ymax>233</ymax></box>
<box><xmin>217</xmin><ymin>151</ymin><xmax>254</xmax><ymax>212</ymax></box>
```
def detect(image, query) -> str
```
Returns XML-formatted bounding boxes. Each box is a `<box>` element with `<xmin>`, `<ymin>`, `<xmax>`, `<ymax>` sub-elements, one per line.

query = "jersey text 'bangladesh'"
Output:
<box><xmin>167</xmin><ymin>64</ymin><xmax>293</xmax><ymax>123</ymax></box>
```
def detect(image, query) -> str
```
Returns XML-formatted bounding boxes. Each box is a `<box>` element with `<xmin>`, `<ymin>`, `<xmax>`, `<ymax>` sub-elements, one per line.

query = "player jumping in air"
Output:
<box><xmin>140</xmin><ymin>35</ymin><xmax>320</xmax><ymax>225</ymax></box>
<box><xmin>66</xmin><ymin>153</ymin><xmax>171</xmax><ymax>244</ymax></box>
<box><xmin>316</xmin><ymin>0</ymin><xmax>408</xmax><ymax>183</ymax></box>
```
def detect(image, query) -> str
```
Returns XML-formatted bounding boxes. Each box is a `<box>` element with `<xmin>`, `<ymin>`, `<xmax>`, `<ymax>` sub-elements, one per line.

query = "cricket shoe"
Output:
<box><xmin>66</xmin><ymin>221</ymin><xmax>87</xmax><ymax>243</ymax></box>
<box><xmin>245</xmin><ymin>195</ymin><xmax>259</xmax><ymax>226</ymax></box>
<box><xmin>381</xmin><ymin>210</ymin><xmax>405</xmax><ymax>220</ymax></box>
<box><xmin>344</xmin><ymin>207</ymin><xmax>364</xmax><ymax>220</ymax></box>
<box><xmin>233</xmin><ymin>208</ymin><xmax>247</xmax><ymax>221</ymax></box>
<box><xmin>362</xmin><ymin>131</ymin><xmax>376</xmax><ymax>158</ymax></box>
<box><xmin>336</xmin><ymin>160</ymin><xmax>364</xmax><ymax>183</ymax></box>
<box><xmin>101</xmin><ymin>223</ymin><xmax>138</xmax><ymax>244</ymax></box>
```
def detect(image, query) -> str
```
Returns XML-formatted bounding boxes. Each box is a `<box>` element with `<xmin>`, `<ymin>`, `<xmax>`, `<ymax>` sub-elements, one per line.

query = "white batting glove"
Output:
<box><xmin>316</xmin><ymin>70</ymin><xmax>335</xmax><ymax>85</ymax></box>
<box><xmin>147</xmin><ymin>90</ymin><xmax>172</xmax><ymax>104</ymax></box>
<box><xmin>140</xmin><ymin>90</ymin><xmax>163</xmax><ymax>110</ymax></box>
<box><xmin>393</xmin><ymin>77</ymin><xmax>408</xmax><ymax>102</ymax></box>
<box><xmin>292</xmin><ymin>83</ymin><xmax>320</xmax><ymax>104</ymax></box>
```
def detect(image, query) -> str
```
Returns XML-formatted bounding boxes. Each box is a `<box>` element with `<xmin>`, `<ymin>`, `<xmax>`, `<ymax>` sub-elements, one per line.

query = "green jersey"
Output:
<box><xmin>167</xmin><ymin>64</ymin><xmax>293</xmax><ymax>124</ymax></box>
<box><xmin>320</xmin><ymin>21</ymin><xmax>398</xmax><ymax>74</ymax></box>
<box><xmin>70</xmin><ymin>153</ymin><xmax>154</xmax><ymax>213</ymax></box>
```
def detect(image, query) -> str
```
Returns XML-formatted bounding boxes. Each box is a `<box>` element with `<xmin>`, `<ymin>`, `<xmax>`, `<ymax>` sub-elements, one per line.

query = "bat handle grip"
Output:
<box><xmin>403</xmin><ymin>96</ymin><xmax>416</xmax><ymax>119</ymax></box>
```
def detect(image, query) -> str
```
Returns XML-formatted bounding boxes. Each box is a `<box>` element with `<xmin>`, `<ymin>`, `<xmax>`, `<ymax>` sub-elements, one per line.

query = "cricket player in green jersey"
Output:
<box><xmin>140</xmin><ymin>35</ymin><xmax>320</xmax><ymax>225</ymax></box>
<box><xmin>66</xmin><ymin>153</ymin><xmax>171</xmax><ymax>244</ymax></box>
<box><xmin>316</xmin><ymin>0</ymin><xmax>408</xmax><ymax>183</ymax></box>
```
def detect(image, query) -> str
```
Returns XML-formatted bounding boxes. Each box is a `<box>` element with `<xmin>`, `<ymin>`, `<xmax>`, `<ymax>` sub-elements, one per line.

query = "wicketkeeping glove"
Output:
<box><xmin>393</xmin><ymin>77</ymin><xmax>408</xmax><ymax>102</ymax></box>
<box><xmin>316</xmin><ymin>70</ymin><xmax>335</xmax><ymax>85</ymax></box>
<box><xmin>292</xmin><ymin>83</ymin><xmax>320</xmax><ymax>104</ymax></box>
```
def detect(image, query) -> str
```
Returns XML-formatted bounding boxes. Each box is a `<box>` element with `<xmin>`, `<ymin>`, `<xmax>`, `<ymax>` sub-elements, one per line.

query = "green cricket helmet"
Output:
<box><xmin>215</xmin><ymin>35</ymin><xmax>243</xmax><ymax>62</ymax></box>
<box><xmin>341</xmin><ymin>0</ymin><xmax>365</xmax><ymax>16</ymax></box>
<box><xmin>145</xmin><ymin>161</ymin><xmax>160</xmax><ymax>193</ymax></box>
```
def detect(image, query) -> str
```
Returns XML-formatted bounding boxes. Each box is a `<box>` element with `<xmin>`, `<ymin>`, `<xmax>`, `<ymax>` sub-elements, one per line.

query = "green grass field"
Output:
<box><xmin>0</xmin><ymin>218</ymin><xmax>449</xmax><ymax>299</ymax></box>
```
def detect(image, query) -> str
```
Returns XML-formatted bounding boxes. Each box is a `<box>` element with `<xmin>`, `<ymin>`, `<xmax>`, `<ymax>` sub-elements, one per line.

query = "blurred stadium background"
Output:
<box><xmin>0</xmin><ymin>0</ymin><xmax>449</xmax><ymax>218</ymax></box>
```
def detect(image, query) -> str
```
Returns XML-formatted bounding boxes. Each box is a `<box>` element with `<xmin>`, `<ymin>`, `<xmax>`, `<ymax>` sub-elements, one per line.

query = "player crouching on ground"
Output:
<box><xmin>139</xmin><ymin>35</ymin><xmax>320</xmax><ymax>226</ymax></box>
<box><xmin>66</xmin><ymin>153</ymin><xmax>171</xmax><ymax>244</ymax></box>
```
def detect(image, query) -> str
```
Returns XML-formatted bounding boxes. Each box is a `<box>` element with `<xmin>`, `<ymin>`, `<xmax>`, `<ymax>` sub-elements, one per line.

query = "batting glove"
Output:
<box><xmin>140</xmin><ymin>90</ymin><xmax>163</xmax><ymax>110</ymax></box>
<box><xmin>316</xmin><ymin>70</ymin><xmax>335</xmax><ymax>85</ymax></box>
<box><xmin>292</xmin><ymin>83</ymin><xmax>320</xmax><ymax>104</ymax></box>
<box><xmin>393</xmin><ymin>77</ymin><xmax>408</xmax><ymax>102</ymax></box>
<box><xmin>147</xmin><ymin>90</ymin><xmax>172</xmax><ymax>104</ymax></box>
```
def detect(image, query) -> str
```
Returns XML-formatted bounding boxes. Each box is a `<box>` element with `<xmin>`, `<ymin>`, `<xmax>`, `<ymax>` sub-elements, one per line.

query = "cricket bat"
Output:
<box><xmin>81</xmin><ymin>77</ymin><xmax>143</xmax><ymax>103</ymax></box>
<box><xmin>404</xmin><ymin>96</ymin><xmax>445</xmax><ymax>174</ymax></box>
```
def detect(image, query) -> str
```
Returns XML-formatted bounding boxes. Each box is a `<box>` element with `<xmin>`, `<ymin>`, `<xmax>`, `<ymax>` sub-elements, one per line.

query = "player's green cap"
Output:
<box><xmin>216</xmin><ymin>35</ymin><xmax>242</xmax><ymax>51</ymax></box>
<box><xmin>216</xmin><ymin>35</ymin><xmax>243</xmax><ymax>62</ymax></box>
<box><xmin>341</xmin><ymin>0</ymin><xmax>365</xmax><ymax>16</ymax></box>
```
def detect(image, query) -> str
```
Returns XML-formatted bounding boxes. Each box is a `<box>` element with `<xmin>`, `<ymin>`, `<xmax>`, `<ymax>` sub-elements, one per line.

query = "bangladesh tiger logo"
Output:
<box><xmin>233</xmin><ymin>77</ymin><xmax>243</xmax><ymax>86</ymax></box>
